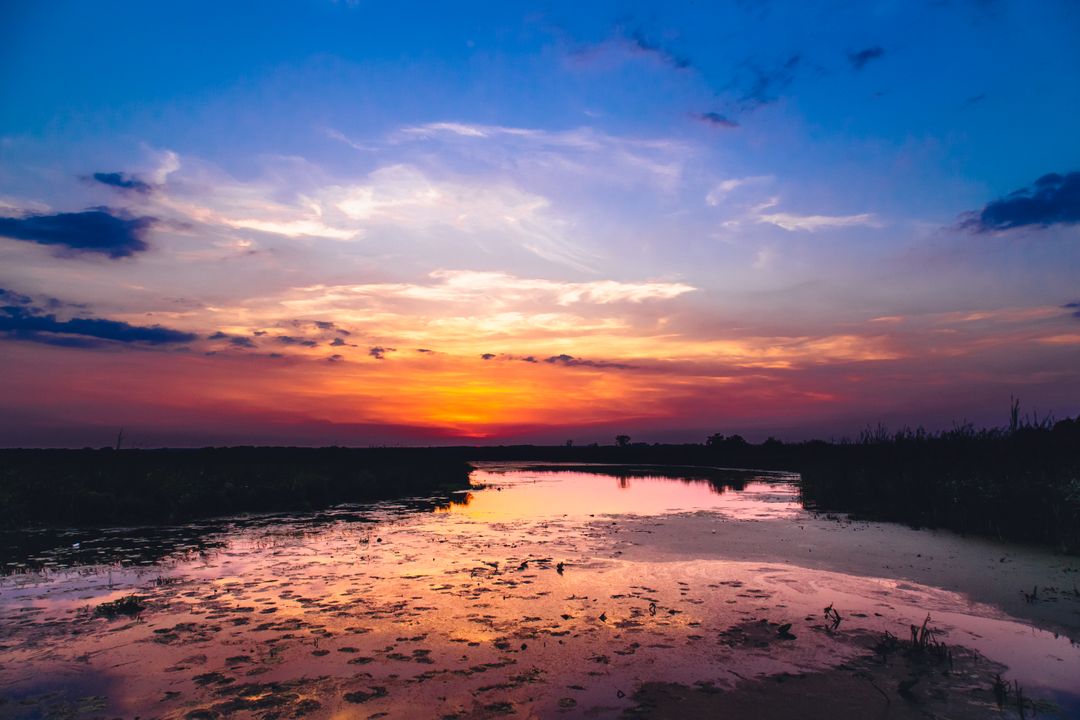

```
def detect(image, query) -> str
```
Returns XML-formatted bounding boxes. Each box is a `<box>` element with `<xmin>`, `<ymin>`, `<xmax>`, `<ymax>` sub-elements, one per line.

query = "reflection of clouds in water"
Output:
<box><xmin>1</xmin><ymin>468</ymin><xmax>1078</xmax><ymax>718</ymax></box>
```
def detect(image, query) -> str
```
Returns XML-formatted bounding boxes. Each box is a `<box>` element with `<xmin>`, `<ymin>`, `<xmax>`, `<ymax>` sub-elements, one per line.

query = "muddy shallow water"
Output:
<box><xmin>1</xmin><ymin>463</ymin><xmax>1078</xmax><ymax>719</ymax></box>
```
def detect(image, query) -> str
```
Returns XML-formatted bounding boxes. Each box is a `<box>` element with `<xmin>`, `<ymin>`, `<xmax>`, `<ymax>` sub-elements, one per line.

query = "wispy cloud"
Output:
<box><xmin>705</xmin><ymin>176</ymin><xmax>772</xmax><ymax>205</ymax></box>
<box><xmin>735</xmin><ymin>54</ymin><xmax>802</xmax><ymax>108</ymax></box>
<box><xmin>751</xmin><ymin>198</ymin><xmax>879</xmax><ymax>231</ymax></box>
<box><xmin>698</xmin><ymin>112</ymin><xmax>739</xmax><ymax>129</ymax></box>
<box><xmin>848</xmin><ymin>46</ymin><xmax>884</xmax><ymax>70</ymax></box>
<box><xmin>292</xmin><ymin>270</ymin><xmax>697</xmax><ymax>308</ymax></box>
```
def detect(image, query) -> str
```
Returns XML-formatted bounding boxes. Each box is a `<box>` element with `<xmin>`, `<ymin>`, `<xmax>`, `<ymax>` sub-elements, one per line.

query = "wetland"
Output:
<box><xmin>1</xmin><ymin>463</ymin><xmax>1078</xmax><ymax>719</ymax></box>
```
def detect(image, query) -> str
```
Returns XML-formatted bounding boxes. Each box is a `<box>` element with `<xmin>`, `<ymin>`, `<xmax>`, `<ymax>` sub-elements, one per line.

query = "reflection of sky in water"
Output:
<box><xmin>0</xmin><ymin>466</ymin><xmax>1077</xmax><ymax>719</ymax></box>
<box><xmin>442</xmin><ymin>465</ymin><xmax>802</xmax><ymax>521</ymax></box>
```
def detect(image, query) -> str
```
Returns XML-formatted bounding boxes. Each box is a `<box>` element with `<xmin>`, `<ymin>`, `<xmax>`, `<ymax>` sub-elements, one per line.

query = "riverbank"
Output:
<box><xmin>3</xmin><ymin>415</ymin><xmax>1079</xmax><ymax>554</ymax></box>
<box><xmin>0</xmin><ymin>447</ymin><xmax>472</xmax><ymax>529</ymax></box>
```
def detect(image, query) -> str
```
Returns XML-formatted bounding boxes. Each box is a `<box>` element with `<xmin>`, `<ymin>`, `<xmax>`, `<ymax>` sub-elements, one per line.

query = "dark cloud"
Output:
<box><xmin>543</xmin><ymin>354</ymin><xmax>636</xmax><ymax>370</ymax></box>
<box><xmin>0</xmin><ymin>208</ymin><xmax>154</xmax><ymax>257</ymax></box>
<box><xmin>627</xmin><ymin>28</ymin><xmax>692</xmax><ymax>70</ymax></box>
<box><xmin>848</xmin><ymin>46</ymin><xmax>884</xmax><ymax>70</ymax></box>
<box><xmin>416</xmin><ymin>348</ymin><xmax>434</xmax><ymax>354</ymax></box>
<box><xmin>312</xmin><ymin>320</ymin><xmax>350</xmax><ymax>335</ymax></box>
<box><xmin>253</xmin><ymin>330</ymin><xmax>268</xmax><ymax>336</ymax></box>
<box><xmin>0</xmin><ymin>288</ymin><xmax>33</xmax><ymax>306</ymax></box>
<box><xmin>276</xmin><ymin>335</ymin><xmax>318</xmax><ymax>347</ymax></box>
<box><xmin>91</xmin><ymin>172</ymin><xmax>153</xmax><ymax>194</ymax></box>
<box><xmin>369</xmin><ymin>346</ymin><xmax>396</xmax><ymax>360</ymax></box>
<box><xmin>0</xmin><ymin>301</ymin><xmax>196</xmax><ymax>348</ymax></box>
<box><xmin>698</xmin><ymin>112</ymin><xmax>739</xmax><ymax>128</ymax></box>
<box><xmin>327</xmin><ymin>354</ymin><xmax>344</xmax><ymax>363</ymax></box>
<box><xmin>1064</xmin><ymin>301</ymin><xmax>1080</xmax><ymax>319</ymax></box>
<box><xmin>207</xmin><ymin>331</ymin><xmax>257</xmax><ymax>349</ymax></box>
<box><xmin>330</xmin><ymin>337</ymin><xmax>348</xmax><ymax>347</ymax></box>
<box><xmin>481</xmin><ymin>353</ymin><xmax>496</xmax><ymax>360</ymax></box>
<box><xmin>521</xmin><ymin>355</ymin><xmax>537</xmax><ymax>363</ymax></box>
<box><xmin>961</xmin><ymin>172</ymin><xmax>1080</xmax><ymax>232</ymax></box>
<box><xmin>738</xmin><ymin>54</ymin><xmax>801</xmax><ymax>108</ymax></box>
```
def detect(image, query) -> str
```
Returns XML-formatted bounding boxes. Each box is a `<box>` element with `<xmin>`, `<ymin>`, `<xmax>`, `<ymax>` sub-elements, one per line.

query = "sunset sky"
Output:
<box><xmin>2</xmin><ymin>1</ymin><xmax>1079</xmax><ymax>447</ymax></box>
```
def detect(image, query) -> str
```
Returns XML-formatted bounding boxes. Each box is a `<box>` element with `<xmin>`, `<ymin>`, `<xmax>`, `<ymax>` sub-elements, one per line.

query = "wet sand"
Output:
<box><xmin>0</xmin><ymin>465</ymin><xmax>1077</xmax><ymax>719</ymax></box>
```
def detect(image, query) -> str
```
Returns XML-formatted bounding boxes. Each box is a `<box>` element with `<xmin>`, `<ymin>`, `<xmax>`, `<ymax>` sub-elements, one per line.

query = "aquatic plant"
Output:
<box><xmin>94</xmin><ymin>594</ymin><xmax>146</xmax><ymax>618</ymax></box>
<box><xmin>823</xmin><ymin>603</ymin><xmax>842</xmax><ymax>631</ymax></box>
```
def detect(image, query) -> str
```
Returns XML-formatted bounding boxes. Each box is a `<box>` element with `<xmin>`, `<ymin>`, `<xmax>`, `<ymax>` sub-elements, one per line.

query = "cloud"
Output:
<box><xmin>848</xmin><ymin>47</ymin><xmax>884</xmax><ymax>70</ymax></box>
<box><xmin>327</xmin><ymin>353</ymin><xmax>345</xmax><ymax>362</ymax></box>
<box><xmin>0</xmin><ymin>303</ymin><xmax>196</xmax><ymax>348</ymax></box>
<box><xmin>0</xmin><ymin>208</ymin><xmax>155</xmax><ymax>257</ymax></box>
<box><xmin>543</xmin><ymin>353</ymin><xmax>635</xmax><ymax>370</ymax></box>
<box><xmin>393</xmin><ymin>124</ymin><xmax>689</xmax><ymax>193</ymax></box>
<box><xmin>626</xmin><ymin>29</ymin><xmax>692</xmax><ymax>70</ymax></box>
<box><xmin>961</xmin><ymin>172</ymin><xmax>1080</xmax><ymax>232</ymax></box>
<box><xmin>738</xmin><ymin>54</ymin><xmax>801</xmax><ymax>108</ymax></box>
<box><xmin>291</xmin><ymin>270</ymin><xmax>697</xmax><ymax>309</ymax></box>
<box><xmin>416</xmin><ymin>348</ymin><xmax>435</xmax><ymax>353</ymax></box>
<box><xmin>751</xmin><ymin>198</ymin><xmax>879</xmax><ymax>231</ymax></box>
<box><xmin>705</xmin><ymin>176</ymin><xmax>772</xmax><ymax>205</ymax></box>
<box><xmin>276</xmin><ymin>335</ymin><xmax>318</xmax><ymax>347</ymax></box>
<box><xmin>481</xmin><ymin>353</ymin><xmax>496</xmax><ymax>360</ymax></box>
<box><xmin>698</xmin><ymin>112</ymin><xmax>739</xmax><ymax>129</ymax></box>
<box><xmin>369</xmin><ymin>346</ymin><xmax>395</xmax><ymax>359</ymax></box>
<box><xmin>91</xmin><ymin>172</ymin><xmax>153</xmax><ymax>194</ymax></box>
<box><xmin>328</xmin><ymin>164</ymin><xmax>593</xmax><ymax>270</ymax></box>
<box><xmin>208</xmin><ymin>331</ymin><xmax>257</xmax><ymax>348</ymax></box>
<box><xmin>0</xmin><ymin>288</ymin><xmax>33</xmax><ymax>306</ymax></box>
<box><xmin>222</xmin><ymin>217</ymin><xmax>358</xmax><ymax>240</ymax></box>
<box><xmin>1064</xmin><ymin>301</ymin><xmax>1080</xmax><ymax>319</ymax></box>
<box><xmin>566</xmin><ymin>25</ymin><xmax>693</xmax><ymax>73</ymax></box>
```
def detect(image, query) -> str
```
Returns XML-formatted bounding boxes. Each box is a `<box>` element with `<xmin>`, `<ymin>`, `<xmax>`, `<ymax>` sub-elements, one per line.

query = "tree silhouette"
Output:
<box><xmin>615</xmin><ymin>434</ymin><xmax>631</xmax><ymax>447</ymax></box>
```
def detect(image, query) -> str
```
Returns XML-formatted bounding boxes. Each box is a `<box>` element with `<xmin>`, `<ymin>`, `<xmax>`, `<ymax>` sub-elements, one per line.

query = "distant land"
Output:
<box><xmin>3</xmin><ymin>414</ymin><xmax>1078</xmax><ymax>553</ymax></box>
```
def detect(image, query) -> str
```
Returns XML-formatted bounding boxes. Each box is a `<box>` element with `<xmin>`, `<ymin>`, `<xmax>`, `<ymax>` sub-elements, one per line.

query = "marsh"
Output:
<box><xmin>1</xmin><ymin>464</ymin><xmax>1078</xmax><ymax>719</ymax></box>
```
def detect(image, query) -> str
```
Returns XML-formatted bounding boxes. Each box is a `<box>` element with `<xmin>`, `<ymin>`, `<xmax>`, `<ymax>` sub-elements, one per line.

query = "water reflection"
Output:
<box><xmin>0</xmin><ymin>464</ymin><xmax>1077</xmax><ymax>720</ymax></box>
<box><xmin>439</xmin><ymin>464</ymin><xmax>800</xmax><ymax>521</ymax></box>
<box><xmin>0</xmin><ymin>494</ymin><xmax>461</xmax><ymax>576</ymax></box>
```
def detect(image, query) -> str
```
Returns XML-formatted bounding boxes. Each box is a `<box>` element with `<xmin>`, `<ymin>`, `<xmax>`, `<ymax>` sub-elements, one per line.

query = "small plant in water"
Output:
<box><xmin>909</xmin><ymin>614</ymin><xmax>951</xmax><ymax>665</ymax></box>
<box><xmin>994</xmin><ymin>676</ymin><xmax>1033</xmax><ymax>718</ymax></box>
<box><xmin>94</xmin><ymin>594</ymin><xmax>146</xmax><ymax>618</ymax></box>
<box><xmin>823</xmin><ymin>603</ymin><xmax>842</xmax><ymax>631</ymax></box>
<box><xmin>992</xmin><ymin>674</ymin><xmax>1008</xmax><ymax>708</ymax></box>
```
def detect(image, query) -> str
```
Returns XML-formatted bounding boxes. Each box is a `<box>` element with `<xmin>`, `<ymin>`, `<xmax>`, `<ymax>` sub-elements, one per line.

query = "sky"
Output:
<box><xmin>1</xmin><ymin>0</ymin><xmax>1079</xmax><ymax>447</ymax></box>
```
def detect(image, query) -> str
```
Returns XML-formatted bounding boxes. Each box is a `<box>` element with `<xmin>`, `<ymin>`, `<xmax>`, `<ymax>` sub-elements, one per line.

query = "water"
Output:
<box><xmin>1</xmin><ymin>463</ymin><xmax>1078</xmax><ymax>719</ymax></box>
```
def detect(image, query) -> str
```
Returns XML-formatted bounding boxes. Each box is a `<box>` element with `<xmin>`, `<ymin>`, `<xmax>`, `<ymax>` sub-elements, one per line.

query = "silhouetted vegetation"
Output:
<box><xmin>0</xmin><ymin>447</ymin><xmax>471</xmax><ymax>529</ymax></box>
<box><xmin>429</xmin><ymin>413</ymin><xmax>1080</xmax><ymax>552</ymax></box>
<box><xmin>3</xmin><ymin>410</ymin><xmax>1078</xmax><ymax>552</ymax></box>
<box><xmin>795</xmin><ymin>418</ymin><xmax>1080</xmax><ymax>552</ymax></box>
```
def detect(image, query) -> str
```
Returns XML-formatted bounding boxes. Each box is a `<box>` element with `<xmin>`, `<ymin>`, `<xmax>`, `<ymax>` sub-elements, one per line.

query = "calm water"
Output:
<box><xmin>1</xmin><ymin>463</ymin><xmax>1078</xmax><ymax>719</ymax></box>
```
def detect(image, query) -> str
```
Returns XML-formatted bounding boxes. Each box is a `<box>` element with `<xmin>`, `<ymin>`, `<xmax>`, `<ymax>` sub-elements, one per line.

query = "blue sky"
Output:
<box><xmin>1</xmin><ymin>1</ymin><xmax>1079</xmax><ymax>446</ymax></box>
